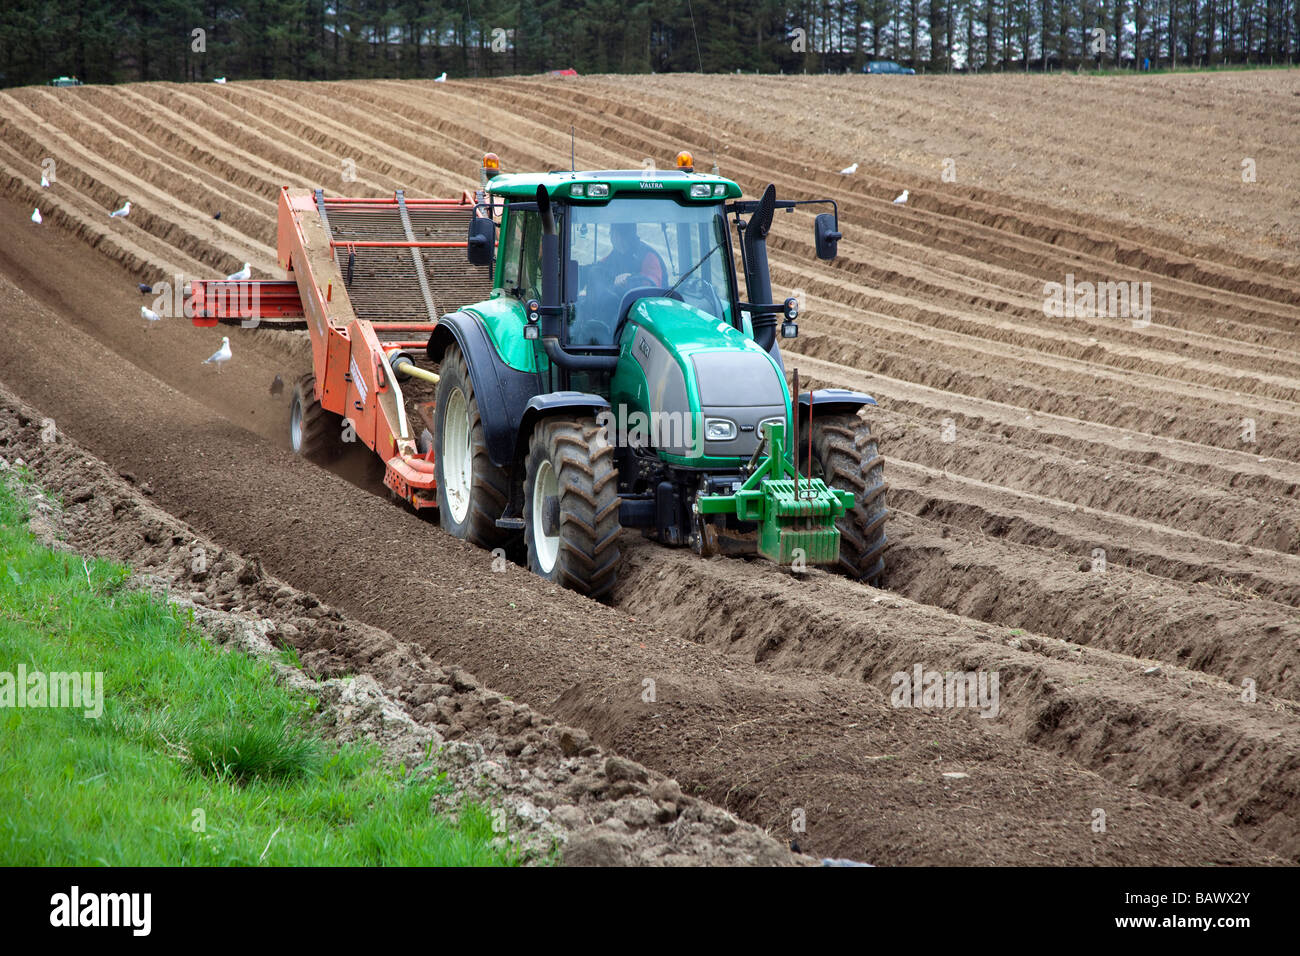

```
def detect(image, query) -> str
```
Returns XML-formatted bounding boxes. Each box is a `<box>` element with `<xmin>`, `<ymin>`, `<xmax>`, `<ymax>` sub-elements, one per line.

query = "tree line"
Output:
<box><xmin>2</xmin><ymin>0</ymin><xmax>1297</xmax><ymax>87</ymax></box>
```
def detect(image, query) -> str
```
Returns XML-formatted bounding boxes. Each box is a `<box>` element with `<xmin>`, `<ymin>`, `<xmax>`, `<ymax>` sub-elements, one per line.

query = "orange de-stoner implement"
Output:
<box><xmin>190</xmin><ymin>158</ymin><xmax>888</xmax><ymax>600</ymax></box>
<box><xmin>191</xmin><ymin>186</ymin><xmax>493</xmax><ymax>509</ymax></box>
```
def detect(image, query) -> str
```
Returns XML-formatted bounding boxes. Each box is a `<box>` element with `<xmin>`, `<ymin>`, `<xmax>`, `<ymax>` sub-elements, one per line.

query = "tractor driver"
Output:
<box><xmin>570</xmin><ymin>222</ymin><xmax>670</xmax><ymax>346</ymax></box>
<box><xmin>599</xmin><ymin>222</ymin><xmax>666</xmax><ymax>292</ymax></box>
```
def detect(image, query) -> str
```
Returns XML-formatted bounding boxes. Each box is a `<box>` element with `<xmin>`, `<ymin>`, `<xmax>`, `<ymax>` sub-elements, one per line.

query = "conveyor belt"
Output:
<box><xmin>319</xmin><ymin>197</ymin><xmax>493</xmax><ymax>326</ymax></box>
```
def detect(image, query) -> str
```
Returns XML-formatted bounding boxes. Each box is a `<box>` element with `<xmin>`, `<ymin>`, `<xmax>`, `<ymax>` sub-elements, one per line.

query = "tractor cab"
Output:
<box><xmin>466</xmin><ymin>152</ymin><xmax>840</xmax><ymax>411</ymax></box>
<box><xmin>472</xmin><ymin>155</ymin><xmax>746</xmax><ymax>351</ymax></box>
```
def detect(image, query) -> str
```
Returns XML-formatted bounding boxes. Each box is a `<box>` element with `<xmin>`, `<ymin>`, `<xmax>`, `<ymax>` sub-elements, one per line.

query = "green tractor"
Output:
<box><xmin>425</xmin><ymin>153</ymin><xmax>888</xmax><ymax>598</ymax></box>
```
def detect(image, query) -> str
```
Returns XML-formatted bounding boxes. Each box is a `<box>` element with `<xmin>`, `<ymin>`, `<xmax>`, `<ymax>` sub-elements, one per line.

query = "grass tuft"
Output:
<box><xmin>186</xmin><ymin>723</ymin><xmax>324</xmax><ymax>784</ymax></box>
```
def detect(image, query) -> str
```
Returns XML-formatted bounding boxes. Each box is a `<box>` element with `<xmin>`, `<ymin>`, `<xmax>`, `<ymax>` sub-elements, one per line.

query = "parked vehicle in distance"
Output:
<box><xmin>49</xmin><ymin>76</ymin><xmax>83</xmax><ymax>87</ymax></box>
<box><xmin>863</xmin><ymin>60</ymin><xmax>915</xmax><ymax>75</ymax></box>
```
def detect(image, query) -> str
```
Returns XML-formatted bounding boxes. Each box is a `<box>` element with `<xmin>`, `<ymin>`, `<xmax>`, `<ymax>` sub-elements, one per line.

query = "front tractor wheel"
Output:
<box><xmin>524</xmin><ymin>417</ymin><xmax>621</xmax><ymax>600</ymax></box>
<box><xmin>802</xmin><ymin>412</ymin><xmax>889</xmax><ymax>586</ymax></box>
<box><xmin>434</xmin><ymin>346</ymin><xmax>512</xmax><ymax>549</ymax></box>
<box><xmin>289</xmin><ymin>374</ymin><xmax>342</xmax><ymax>462</ymax></box>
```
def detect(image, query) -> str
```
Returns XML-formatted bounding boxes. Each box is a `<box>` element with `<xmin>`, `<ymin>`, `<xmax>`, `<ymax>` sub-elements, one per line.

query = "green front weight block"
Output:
<box><xmin>695</xmin><ymin>421</ymin><xmax>854</xmax><ymax>566</ymax></box>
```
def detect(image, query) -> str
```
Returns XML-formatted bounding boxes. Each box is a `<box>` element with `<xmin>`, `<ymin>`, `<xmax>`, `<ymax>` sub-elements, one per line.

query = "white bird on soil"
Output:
<box><xmin>227</xmin><ymin>262</ymin><xmax>251</xmax><ymax>281</ymax></box>
<box><xmin>893</xmin><ymin>189</ymin><xmax>909</xmax><ymax>205</ymax></box>
<box><xmin>204</xmin><ymin>336</ymin><xmax>232</xmax><ymax>372</ymax></box>
<box><xmin>840</xmin><ymin>162</ymin><xmax>858</xmax><ymax>175</ymax></box>
<box><xmin>40</xmin><ymin>171</ymin><xmax>50</xmax><ymax>188</ymax></box>
<box><xmin>31</xmin><ymin>208</ymin><xmax>42</xmax><ymax>224</ymax></box>
<box><xmin>141</xmin><ymin>306</ymin><xmax>162</xmax><ymax>328</ymax></box>
<box><xmin>109</xmin><ymin>200</ymin><xmax>131</xmax><ymax>218</ymax></box>
<box><xmin>434</xmin><ymin>72</ymin><xmax>447</xmax><ymax>82</ymax></box>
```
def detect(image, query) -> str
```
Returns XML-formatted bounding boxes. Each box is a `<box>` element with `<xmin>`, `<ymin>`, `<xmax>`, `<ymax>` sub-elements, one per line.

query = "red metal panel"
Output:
<box><xmin>188</xmin><ymin>279</ymin><xmax>304</xmax><ymax>326</ymax></box>
<box><xmin>192</xmin><ymin>185</ymin><xmax>473</xmax><ymax>510</ymax></box>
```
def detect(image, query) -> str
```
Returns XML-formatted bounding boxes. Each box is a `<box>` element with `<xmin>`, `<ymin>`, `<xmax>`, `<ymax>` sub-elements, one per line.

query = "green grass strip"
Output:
<box><xmin>0</xmin><ymin>468</ymin><xmax>517</xmax><ymax>866</ymax></box>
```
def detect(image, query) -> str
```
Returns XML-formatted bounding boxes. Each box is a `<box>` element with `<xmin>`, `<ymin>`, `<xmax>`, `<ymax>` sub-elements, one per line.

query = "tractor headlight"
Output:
<box><xmin>570</xmin><ymin>183</ymin><xmax>586</xmax><ymax>197</ymax></box>
<box><xmin>759</xmin><ymin>416</ymin><xmax>785</xmax><ymax>437</ymax></box>
<box><xmin>586</xmin><ymin>183</ymin><xmax>610</xmax><ymax>198</ymax></box>
<box><xmin>704</xmin><ymin>418</ymin><xmax>737</xmax><ymax>441</ymax></box>
<box><xmin>690</xmin><ymin>183</ymin><xmax>712</xmax><ymax>198</ymax></box>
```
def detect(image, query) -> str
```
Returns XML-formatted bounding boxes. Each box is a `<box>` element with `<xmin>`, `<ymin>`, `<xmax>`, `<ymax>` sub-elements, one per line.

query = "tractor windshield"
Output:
<box><xmin>565</xmin><ymin>198</ymin><xmax>734</xmax><ymax>346</ymax></box>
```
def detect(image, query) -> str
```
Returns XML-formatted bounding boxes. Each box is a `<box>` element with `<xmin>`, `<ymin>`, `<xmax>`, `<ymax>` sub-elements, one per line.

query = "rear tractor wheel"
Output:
<box><xmin>289</xmin><ymin>374</ymin><xmax>342</xmax><ymax>462</ymax></box>
<box><xmin>524</xmin><ymin>417</ymin><xmax>621</xmax><ymax>600</ymax></box>
<box><xmin>802</xmin><ymin>412</ymin><xmax>889</xmax><ymax>586</ymax></box>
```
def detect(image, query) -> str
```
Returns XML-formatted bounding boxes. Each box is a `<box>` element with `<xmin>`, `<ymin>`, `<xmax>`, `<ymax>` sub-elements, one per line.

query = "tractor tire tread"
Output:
<box><xmin>527</xmin><ymin>417</ymin><xmax>622</xmax><ymax>600</ymax></box>
<box><xmin>807</xmin><ymin>412</ymin><xmax>890</xmax><ymax>586</ymax></box>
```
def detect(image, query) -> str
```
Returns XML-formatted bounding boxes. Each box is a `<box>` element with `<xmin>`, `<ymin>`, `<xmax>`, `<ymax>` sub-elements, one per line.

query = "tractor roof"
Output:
<box><xmin>487</xmin><ymin>170</ymin><xmax>743</xmax><ymax>202</ymax></box>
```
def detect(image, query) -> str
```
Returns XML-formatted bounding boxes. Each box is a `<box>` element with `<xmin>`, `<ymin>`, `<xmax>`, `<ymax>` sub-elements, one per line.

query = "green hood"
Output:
<box><xmin>611</xmin><ymin>297</ymin><xmax>790</xmax><ymax>465</ymax></box>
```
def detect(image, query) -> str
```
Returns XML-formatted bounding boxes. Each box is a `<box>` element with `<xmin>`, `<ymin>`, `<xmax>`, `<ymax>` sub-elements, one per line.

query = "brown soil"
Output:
<box><xmin>2</xmin><ymin>390</ymin><xmax>806</xmax><ymax>866</ymax></box>
<box><xmin>2</xmin><ymin>73</ymin><xmax>1298</xmax><ymax>865</ymax></box>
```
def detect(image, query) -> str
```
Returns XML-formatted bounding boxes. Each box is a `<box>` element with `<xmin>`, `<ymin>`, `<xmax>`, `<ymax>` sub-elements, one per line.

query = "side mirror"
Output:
<box><xmin>467</xmin><ymin>216</ymin><xmax>495</xmax><ymax>267</ymax></box>
<box><xmin>814</xmin><ymin>213</ymin><xmax>841</xmax><ymax>261</ymax></box>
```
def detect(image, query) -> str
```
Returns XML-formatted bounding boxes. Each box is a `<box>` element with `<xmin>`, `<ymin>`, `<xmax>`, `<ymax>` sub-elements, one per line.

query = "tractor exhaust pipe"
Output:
<box><xmin>743</xmin><ymin>184</ymin><xmax>779</xmax><ymax>352</ymax></box>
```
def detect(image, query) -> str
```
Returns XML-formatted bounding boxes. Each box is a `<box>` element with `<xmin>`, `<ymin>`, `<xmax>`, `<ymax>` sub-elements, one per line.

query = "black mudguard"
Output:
<box><xmin>427</xmin><ymin>311</ymin><xmax>540</xmax><ymax>468</ymax></box>
<box><xmin>518</xmin><ymin>391</ymin><xmax>611</xmax><ymax>449</ymax></box>
<box><xmin>797</xmin><ymin>388</ymin><xmax>878</xmax><ymax>422</ymax></box>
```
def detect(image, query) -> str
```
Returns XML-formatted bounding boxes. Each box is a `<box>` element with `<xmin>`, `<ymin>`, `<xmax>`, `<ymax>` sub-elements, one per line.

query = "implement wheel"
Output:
<box><xmin>802</xmin><ymin>412</ymin><xmax>889</xmax><ymax>586</ymax></box>
<box><xmin>524</xmin><ymin>417</ymin><xmax>621</xmax><ymax>600</ymax></box>
<box><xmin>289</xmin><ymin>374</ymin><xmax>342</xmax><ymax>462</ymax></box>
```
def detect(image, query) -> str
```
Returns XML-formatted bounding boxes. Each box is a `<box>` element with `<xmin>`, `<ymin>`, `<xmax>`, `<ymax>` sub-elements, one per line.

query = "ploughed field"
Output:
<box><xmin>1</xmin><ymin>71</ymin><xmax>1298</xmax><ymax>865</ymax></box>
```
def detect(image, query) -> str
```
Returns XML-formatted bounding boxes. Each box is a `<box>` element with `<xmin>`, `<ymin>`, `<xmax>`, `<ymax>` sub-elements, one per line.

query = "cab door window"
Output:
<box><xmin>500</xmin><ymin>206</ymin><xmax>541</xmax><ymax>300</ymax></box>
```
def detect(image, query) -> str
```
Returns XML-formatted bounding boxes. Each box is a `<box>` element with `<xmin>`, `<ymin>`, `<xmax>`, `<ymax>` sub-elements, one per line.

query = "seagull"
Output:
<box><xmin>434</xmin><ymin>72</ymin><xmax>447</xmax><ymax>82</ymax></box>
<box><xmin>214</xmin><ymin>77</ymin><xmax>227</xmax><ymax>84</ymax></box>
<box><xmin>893</xmin><ymin>189</ymin><xmax>909</xmax><ymax>204</ymax></box>
<box><xmin>40</xmin><ymin>171</ymin><xmax>50</xmax><ymax>188</ymax></box>
<box><xmin>840</xmin><ymin>162</ymin><xmax>858</xmax><ymax>175</ymax></box>
<box><xmin>109</xmin><ymin>200</ymin><xmax>131</xmax><ymax>218</ymax></box>
<box><xmin>270</xmin><ymin>374</ymin><xmax>284</xmax><ymax>397</ymax></box>
<box><xmin>227</xmin><ymin>262</ymin><xmax>251</xmax><ymax>281</ymax></box>
<box><xmin>141</xmin><ymin>306</ymin><xmax>162</xmax><ymax>328</ymax></box>
<box><xmin>138</xmin><ymin>283</ymin><xmax>153</xmax><ymax>294</ymax></box>
<box><xmin>31</xmin><ymin>208</ymin><xmax>42</xmax><ymax>224</ymax></box>
<box><xmin>204</xmin><ymin>336</ymin><xmax>232</xmax><ymax>372</ymax></box>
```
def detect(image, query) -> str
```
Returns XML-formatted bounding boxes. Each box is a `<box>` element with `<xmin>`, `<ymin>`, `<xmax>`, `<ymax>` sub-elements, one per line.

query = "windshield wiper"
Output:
<box><xmin>668</xmin><ymin>240</ymin><xmax>722</xmax><ymax>295</ymax></box>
